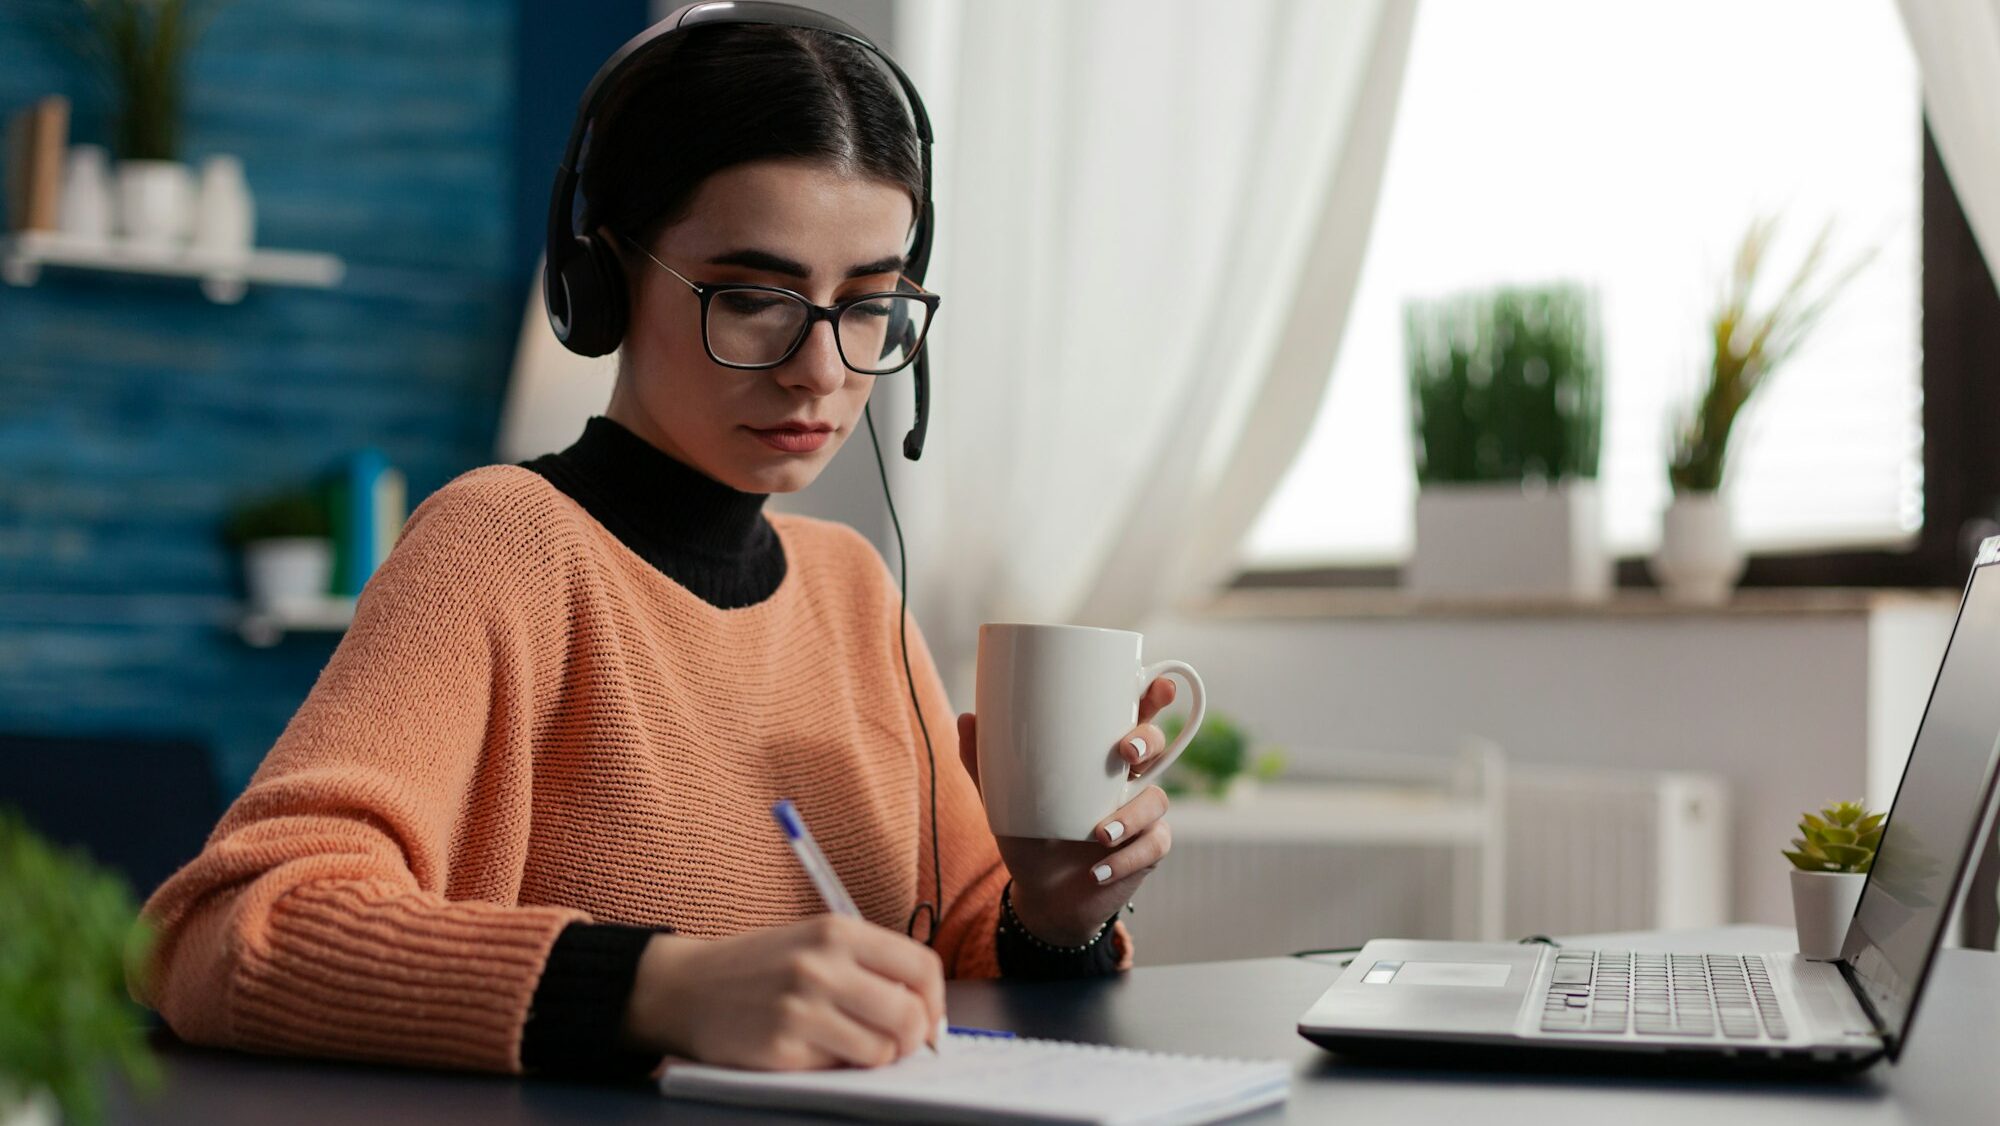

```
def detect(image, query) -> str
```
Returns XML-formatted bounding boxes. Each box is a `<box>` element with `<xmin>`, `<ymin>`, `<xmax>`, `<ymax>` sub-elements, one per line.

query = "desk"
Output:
<box><xmin>108</xmin><ymin>927</ymin><xmax>1996</xmax><ymax>1125</ymax></box>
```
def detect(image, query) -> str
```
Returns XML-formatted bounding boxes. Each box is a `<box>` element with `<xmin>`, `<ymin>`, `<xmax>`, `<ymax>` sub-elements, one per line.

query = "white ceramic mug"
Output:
<box><xmin>975</xmin><ymin>623</ymin><xmax>1207</xmax><ymax>840</ymax></box>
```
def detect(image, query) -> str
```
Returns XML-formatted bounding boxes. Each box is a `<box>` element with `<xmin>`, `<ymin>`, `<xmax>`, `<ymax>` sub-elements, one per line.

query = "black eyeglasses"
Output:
<box><xmin>617</xmin><ymin>232</ymin><xmax>940</xmax><ymax>375</ymax></box>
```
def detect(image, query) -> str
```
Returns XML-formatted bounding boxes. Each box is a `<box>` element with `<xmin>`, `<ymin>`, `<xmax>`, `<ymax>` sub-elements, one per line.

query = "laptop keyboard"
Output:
<box><xmin>1538</xmin><ymin>951</ymin><xmax>1790</xmax><ymax>1039</ymax></box>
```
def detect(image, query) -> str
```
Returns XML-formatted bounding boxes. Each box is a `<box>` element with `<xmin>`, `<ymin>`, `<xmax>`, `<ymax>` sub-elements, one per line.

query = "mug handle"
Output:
<box><xmin>1135</xmin><ymin>659</ymin><xmax>1206</xmax><ymax>784</ymax></box>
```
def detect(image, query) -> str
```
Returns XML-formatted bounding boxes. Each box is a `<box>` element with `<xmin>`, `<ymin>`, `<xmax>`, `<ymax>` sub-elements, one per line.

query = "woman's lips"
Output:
<box><xmin>748</xmin><ymin>427</ymin><xmax>832</xmax><ymax>453</ymax></box>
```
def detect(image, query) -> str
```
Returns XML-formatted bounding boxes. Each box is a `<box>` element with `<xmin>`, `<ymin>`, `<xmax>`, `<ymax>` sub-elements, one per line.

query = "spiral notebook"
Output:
<box><xmin>657</xmin><ymin>1030</ymin><xmax>1292</xmax><ymax>1126</ymax></box>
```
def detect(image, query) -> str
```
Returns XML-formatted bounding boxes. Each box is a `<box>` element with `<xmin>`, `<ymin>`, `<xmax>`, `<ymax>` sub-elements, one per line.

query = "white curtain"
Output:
<box><xmin>892</xmin><ymin>0</ymin><xmax>1419</xmax><ymax>698</ymax></box>
<box><xmin>1898</xmin><ymin>0</ymin><xmax>2000</xmax><ymax>288</ymax></box>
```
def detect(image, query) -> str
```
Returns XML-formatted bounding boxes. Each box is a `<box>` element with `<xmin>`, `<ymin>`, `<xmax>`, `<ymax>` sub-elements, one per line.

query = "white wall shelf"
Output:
<box><xmin>237</xmin><ymin>596</ymin><xmax>356</xmax><ymax>648</ymax></box>
<box><xmin>1</xmin><ymin>230</ymin><xmax>344</xmax><ymax>304</ymax></box>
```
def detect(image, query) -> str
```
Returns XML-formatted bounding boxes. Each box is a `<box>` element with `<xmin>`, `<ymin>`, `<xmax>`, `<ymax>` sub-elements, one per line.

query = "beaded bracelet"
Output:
<box><xmin>999</xmin><ymin>881</ymin><xmax>1115</xmax><ymax>955</ymax></box>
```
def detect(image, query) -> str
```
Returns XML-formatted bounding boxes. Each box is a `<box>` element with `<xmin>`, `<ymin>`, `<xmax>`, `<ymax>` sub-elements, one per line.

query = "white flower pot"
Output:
<box><xmin>1790</xmin><ymin>868</ymin><xmax>1866</xmax><ymax>961</ymax></box>
<box><xmin>0</xmin><ymin>1085</ymin><xmax>59</xmax><ymax>1126</ymax></box>
<box><xmin>58</xmin><ymin>143</ymin><xmax>115</xmax><ymax>244</ymax></box>
<box><xmin>243</xmin><ymin>537</ymin><xmax>334</xmax><ymax>612</ymax></box>
<box><xmin>189</xmin><ymin>153</ymin><xmax>255</xmax><ymax>258</ymax></box>
<box><xmin>1407</xmin><ymin>481</ymin><xmax>1611</xmax><ymax>601</ymax></box>
<box><xmin>1652</xmin><ymin>492</ymin><xmax>1746</xmax><ymax>605</ymax></box>
<box><xmin>115</xmin><ymin>159</ymin><xmax>195</xmax><ymax>251</ymax></box>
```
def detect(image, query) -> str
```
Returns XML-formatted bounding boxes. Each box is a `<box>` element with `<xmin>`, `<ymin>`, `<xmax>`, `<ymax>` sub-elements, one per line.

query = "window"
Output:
<box><xmin>1243</xmin><ymin>0</ymin><xmax>1921</xmax><ymax>570</ymax></box>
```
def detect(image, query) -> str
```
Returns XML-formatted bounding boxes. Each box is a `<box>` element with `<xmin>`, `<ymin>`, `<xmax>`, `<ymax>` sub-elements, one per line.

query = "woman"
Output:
<box><xmin>134</xmin><ymin>17</ymin><xmax>1178</xmax><ymax>1081</ymax></box>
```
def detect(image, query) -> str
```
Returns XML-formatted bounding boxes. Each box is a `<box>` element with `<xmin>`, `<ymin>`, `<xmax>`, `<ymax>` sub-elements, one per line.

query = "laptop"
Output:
<box><xmin>1297</xmin><ymin>537</ymin><xmax>2000</xmax><ymax>1074</ymax></box>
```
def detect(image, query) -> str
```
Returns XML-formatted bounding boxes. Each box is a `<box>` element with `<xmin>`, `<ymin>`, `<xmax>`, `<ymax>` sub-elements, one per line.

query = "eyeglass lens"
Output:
<box><xmin>707</xmin><ymin>290</ymin><xmax>931</xmax><ymax>373</ymax></box>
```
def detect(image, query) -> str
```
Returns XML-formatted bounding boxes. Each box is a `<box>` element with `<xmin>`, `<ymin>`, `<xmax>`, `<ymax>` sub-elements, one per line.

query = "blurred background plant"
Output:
<box><xmin>221</xmin><ymin>485</ymin><xmax>331</xmax><ymax>548</ymax></box>
<box><xmin>1667</xmin><ymin>215</ymin><xmax>1874</xmax><ymax>494</ymax></box>
<box><xmin>1158</xmin><ymin>711</ymin><xmax>1285</xmax><ymax>800</ymax></box>
<box><xmin>0</xmin><ymin>809</ymin><xmax>159</xmax><ymax>1126</ymax></box>
<box><xmin>25</xmin><ymin>0</ymin><xmax>231</xmax><ymax>161</ymax></box>
<box><xmin>1406</xmin><ymin>282</ymin><xmax>1604</xmax><ymax>486</ymax></box>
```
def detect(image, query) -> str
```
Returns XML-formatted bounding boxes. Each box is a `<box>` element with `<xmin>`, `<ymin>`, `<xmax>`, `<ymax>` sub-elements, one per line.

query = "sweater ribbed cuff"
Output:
<box><xmin>521</xmin><ymin>922</ymin><xmax>668</xmax><ymax>1081</ymax></box>
<box><xmin>230</xmin><ymin>880</ymin><xmax>585</xmax><ymax>1073</ymax></box>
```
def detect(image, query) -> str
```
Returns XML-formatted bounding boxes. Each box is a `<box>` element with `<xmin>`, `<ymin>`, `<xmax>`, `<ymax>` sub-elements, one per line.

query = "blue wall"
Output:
<box><xmin>0</xmin><ymin>0</ymin><xmax>639</xmax><ymax>796</ymax></box>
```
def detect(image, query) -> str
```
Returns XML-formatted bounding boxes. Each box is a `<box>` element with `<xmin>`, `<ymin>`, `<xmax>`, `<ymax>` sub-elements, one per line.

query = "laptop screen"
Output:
<box><xmin>1842</xmin><ymin>541</ymin><xmax>2000</xmax><ymax>1056</ymax></box>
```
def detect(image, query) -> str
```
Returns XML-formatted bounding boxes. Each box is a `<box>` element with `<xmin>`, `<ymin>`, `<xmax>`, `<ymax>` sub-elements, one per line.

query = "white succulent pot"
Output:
<box><xmin>115</xmin><ymin>158</ymin><xmax>195</xmax><ymax>251</ymax></box>
<box><xmin>1407</xmin><ymin>480</ymin><xmax>1611</xmax><ymax>601</ymax></box>
<box><xmin>1790</xmin><ymin>868</ymin><xmax>1866</xmax><ymax>961</ymax></box>
<box><xmin>243</xmin><ymin>537</ymin><xmax>334</xmax><ymax>612</ymax></box>
<box><xmin>0</xmin><ymin>1085</ymin><xmax>59</xmax><ymax>1126</ymax></box>
<box><xmin>1652</xmin><ymin>491</ymin><xmax>1745</xmax><ymax>605</ymax></box>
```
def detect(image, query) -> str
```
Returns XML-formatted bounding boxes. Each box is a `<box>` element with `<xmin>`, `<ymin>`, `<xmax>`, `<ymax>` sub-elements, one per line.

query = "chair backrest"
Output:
<box><xmin>0</xmin><ymin>732</ymin><xmax>222</xmax><ymax>901</ymax></box>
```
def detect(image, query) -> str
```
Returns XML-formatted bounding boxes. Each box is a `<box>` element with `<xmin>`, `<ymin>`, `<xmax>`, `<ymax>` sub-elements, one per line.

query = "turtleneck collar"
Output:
<box><xmin>518</xmin><ymin>415</ymin><xmax>788</xmax><ymax>609</ymax></box>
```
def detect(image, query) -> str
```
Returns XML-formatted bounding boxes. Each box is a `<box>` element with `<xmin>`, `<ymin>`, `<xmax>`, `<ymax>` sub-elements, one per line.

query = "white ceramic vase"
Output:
<box><xmin>190</xmin><ymin>153</ymin><xmax>255</xmax><ymax>258</ymax></box>
<box><xmin>1790</xmin><ymin>868</ymin><xmax>1866</xmax><ymax>961</ymax></box>
<box><xmin>115</xmin><ymin>158</ymin><xmax>194</xmax><ymax>251</ymax></box>
<box><xmin>243</xmin><ymin>537</ymin><xmax>334</xmax><ymax>612</ymax></box>
<box><xmin>58</xmin><ymin>143</ymin><xmax>114</xmax><ymax>244</ymax></box>
<box><xmin>1652</xmin><ymin>491</ymin><xmax>1745</xmax><ymax>605</ymax></box>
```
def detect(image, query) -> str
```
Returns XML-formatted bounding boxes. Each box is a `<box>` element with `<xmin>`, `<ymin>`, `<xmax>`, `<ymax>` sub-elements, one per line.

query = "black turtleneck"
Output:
<box><xmin>513</xmin><ymin>415</ymin><xmax>1121</xmax><ymax>1082</ymax></box>
<box><xmin>519</xmin><ymin>414</ymin><xmax>786</xmax><ymax>608</ymax></box>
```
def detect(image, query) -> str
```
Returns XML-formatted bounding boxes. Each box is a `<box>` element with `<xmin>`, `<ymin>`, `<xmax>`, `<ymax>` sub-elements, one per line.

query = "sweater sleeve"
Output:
<box><xmin>130</xmin><ymin>480</ymin><xmax>589</xmax><ymax>1074</ymax></box>
<box><xmin>871</xmin><ymin>561</ymin><xmax>1134</xmax><ymax>979</ymax></box>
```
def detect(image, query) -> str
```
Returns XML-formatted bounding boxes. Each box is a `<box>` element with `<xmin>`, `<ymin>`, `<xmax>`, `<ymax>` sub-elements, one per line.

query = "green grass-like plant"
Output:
<box><xmin>1407</xmin><ymin>283</ymin><xmax>1603</xmax><ymax>486</ymax></box>
<box><xmin>1667</xmin><ymin>214</ymin><xmax>1872</xmax><ymax>494</ymax></box>
<box><xmin>26</xmin><ymin>0</ymin><xmax>231</xmax><ymax>161</ymax></box>
<box><xmin>1783</xmin><ymin>800</ymin><xmax>1884</xmax><ymax>874</ymax></box>
<box><xmin>1158</xmin><ymin>712</ymin><xmax>1284</xmax><ymax>799</ymax></box>
<box><xmin>0</xmin><ymin>809</ymin><xmax>159</xmax><ymax>1126</ymax></box>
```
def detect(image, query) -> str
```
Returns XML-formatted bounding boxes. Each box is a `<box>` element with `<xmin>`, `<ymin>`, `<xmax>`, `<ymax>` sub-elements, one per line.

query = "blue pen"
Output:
<box><xmin>772</xmin><ymin>798</ymin><xmax>948</xmax><ymax>1055</ymax></box>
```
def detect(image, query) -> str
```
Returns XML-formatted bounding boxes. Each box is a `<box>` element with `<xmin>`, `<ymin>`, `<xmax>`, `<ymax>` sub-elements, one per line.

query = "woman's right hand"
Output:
<box><xmin>621</xmin><ymin>914</ymin><xmax>946</xmax><ymax>1070</ymax></box>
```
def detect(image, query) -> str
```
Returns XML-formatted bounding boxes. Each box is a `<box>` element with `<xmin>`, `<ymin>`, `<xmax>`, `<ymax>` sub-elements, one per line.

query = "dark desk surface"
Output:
<box><xmin>109</xmin><ymin>927</ymin><xmax>1998</xmax><ymax>1125</ymax></box>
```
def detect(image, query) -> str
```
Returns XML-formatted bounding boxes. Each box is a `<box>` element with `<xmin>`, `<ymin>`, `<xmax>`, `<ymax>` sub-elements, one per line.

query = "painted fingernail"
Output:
<box><xmin>1093</xmin><ymin>863</ymin><xmax>1114</xmax><ymax>884</ymax></box>
<box><xmin>1129</xmin><ymin>737</ymin><xmax>1147</xmax><ymax>760</ymax></box>
<box><xmin>1103</xmin><ymin>819</ymin><xmax>1125</xmax><ymax>843</ymax></box>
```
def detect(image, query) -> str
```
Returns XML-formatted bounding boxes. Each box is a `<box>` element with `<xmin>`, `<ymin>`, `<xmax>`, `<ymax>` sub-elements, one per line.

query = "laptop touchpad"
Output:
<box><xmin>1385</xmin><ymin>961</ymin><xmax>1513</xmax><ymax>987</ymax></box>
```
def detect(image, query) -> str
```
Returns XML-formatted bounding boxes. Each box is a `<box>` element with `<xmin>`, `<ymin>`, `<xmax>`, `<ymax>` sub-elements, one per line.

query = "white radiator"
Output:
<box><xmin>1502</xmin><ymin>765</ymin><xmax>1730</xmax><ymax>939</ymax></box>
<box><xmin>1127</xmin><ymin>761</ymin><xmax>1729</xmax><ymax>966</ymax></box>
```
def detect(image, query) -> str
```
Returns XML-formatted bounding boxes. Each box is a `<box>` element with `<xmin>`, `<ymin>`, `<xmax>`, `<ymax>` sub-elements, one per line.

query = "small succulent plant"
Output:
<box><xmin>1783</xmin><ymin>800</ymin><xmax>1885</xmax><ymax>874</ymax></box>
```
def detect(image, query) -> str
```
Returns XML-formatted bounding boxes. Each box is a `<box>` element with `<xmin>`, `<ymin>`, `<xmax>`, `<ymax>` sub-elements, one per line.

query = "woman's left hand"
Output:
<box><xmin>956</xmin><ymin>676</ymin><xmax>1178</xmax><ymax>948</ymax></box>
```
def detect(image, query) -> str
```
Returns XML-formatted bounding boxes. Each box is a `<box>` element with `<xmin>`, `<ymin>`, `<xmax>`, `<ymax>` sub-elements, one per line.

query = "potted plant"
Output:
<box><xmin>0</xmin><ymin>810</ymin><xmax>159</xmax><ymax>1126</ymax></box>
<box><xmin>1653</xmin><ymin>215</ymin><xmax>1872</xmax><ymax>604</ymax></box>
<box><xmin>33</xmin><ymin>1</ymin><xmax>230</xmax><ymax>249</ymax></box>
<box><xmin>1158</xmin><ymin>712</ymin><xmax>1285</xmax><ymax>804</ymax></box>
<box><xmin>1405</xmin><ymin>283</ymin><xmax>1608</xmax><ymax>600</ymax></box>
<box><xmin>224</xmin><ymin>485</ymin><xmax>334</xmax><ymax>612</ymax></box>
<box><xmin>1783</xmin><ymin>800</ymin><xmax>1882</xmax><ymax>961</ymax></box>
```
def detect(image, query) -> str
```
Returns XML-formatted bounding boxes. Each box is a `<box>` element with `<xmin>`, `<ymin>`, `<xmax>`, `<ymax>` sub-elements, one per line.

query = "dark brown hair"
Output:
<box><xmin>582</xmin><ymin>24</ymin><xmax>923</xmax><ymax>266</ymax></box>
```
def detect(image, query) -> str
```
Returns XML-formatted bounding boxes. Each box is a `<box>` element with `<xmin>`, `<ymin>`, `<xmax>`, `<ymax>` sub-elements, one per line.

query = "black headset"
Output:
<box><xmin>544</xmin><ymin>1</ymin><xmax>946</xmax><ymax>944</ymax></box>
<box><xmin>544</xmin><ymin>0</ymin><xmax>934</xmax><ymax>462</ymax></box>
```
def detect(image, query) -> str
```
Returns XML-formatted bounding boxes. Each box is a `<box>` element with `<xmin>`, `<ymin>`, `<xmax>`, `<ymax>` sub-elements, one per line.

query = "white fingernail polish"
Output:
<box><xmin>1104</xmin><ymin>820</ymin><xmax>1125</xmax><ymax>843</ymax></box>
<box><xmin>1093</xmin><ymin>863</ymin><xmax>1114</xmax><ymax>884</ymax></box>
<box><xmin>1129</xmin><ymin>737</ymin><xmax>1147</xmax><ymax>760</ymax></box>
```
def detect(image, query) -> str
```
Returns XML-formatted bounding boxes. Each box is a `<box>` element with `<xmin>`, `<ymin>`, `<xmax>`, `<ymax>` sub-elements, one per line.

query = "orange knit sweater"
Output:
<box><xmin>134</xmin><ymin>465</ymin><xmax>1132</xmax><ymax>1074</ymax></box>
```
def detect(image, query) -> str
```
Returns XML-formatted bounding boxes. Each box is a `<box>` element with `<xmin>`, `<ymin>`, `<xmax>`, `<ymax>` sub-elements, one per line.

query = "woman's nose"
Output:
<box><xmin>779</xmin><ymin>320</ymin><xmax>848</xmax><ymax>396</ymax></box>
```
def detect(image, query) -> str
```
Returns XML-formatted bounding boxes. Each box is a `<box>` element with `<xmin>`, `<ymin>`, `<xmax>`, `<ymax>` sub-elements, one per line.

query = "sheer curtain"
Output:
<box><xmin>1899</xmin><ymin>0</ymin><xmax>2000</xmax><ymax>287</ymax></box>
<box><xmin>893</xmin><ymin>0</ymin><xmax>1419</xmax><ymax>698</ymax></box>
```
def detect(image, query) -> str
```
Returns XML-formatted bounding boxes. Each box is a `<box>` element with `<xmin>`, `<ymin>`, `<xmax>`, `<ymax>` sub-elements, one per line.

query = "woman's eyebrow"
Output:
<box><xmin>706</xmin><ymin>248</ymin><xmax>906</xmax><ymax>280</ymax></box>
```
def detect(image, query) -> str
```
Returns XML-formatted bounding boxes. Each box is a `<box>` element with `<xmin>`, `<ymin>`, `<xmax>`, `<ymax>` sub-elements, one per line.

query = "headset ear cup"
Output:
<box><xmin>551</xmin><ymin>235</ymin><xmax>629</xmax><ymax>357</ymax></box>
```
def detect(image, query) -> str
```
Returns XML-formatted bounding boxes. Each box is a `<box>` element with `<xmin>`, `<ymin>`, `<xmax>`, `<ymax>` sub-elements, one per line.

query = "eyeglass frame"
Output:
<box><xmin>615</xmin><ymin>231</ymin><xmax>941</xmax><ymax>376</ymax></box>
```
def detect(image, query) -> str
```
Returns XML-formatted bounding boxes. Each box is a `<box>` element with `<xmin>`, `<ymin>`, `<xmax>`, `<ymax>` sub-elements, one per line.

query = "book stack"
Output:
<box><xmin>326</xmin><ymin>448</ymin><xmax>409</xmax><ymax>598</ymax></box>
<box><xmin>5</xmin><ymin>95</ymin><xmax>70</xmax><ymax>233</ymax></box>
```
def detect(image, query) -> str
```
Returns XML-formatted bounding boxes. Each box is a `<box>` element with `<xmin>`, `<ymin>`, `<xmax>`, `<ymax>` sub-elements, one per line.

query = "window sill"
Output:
<box><xmin>1188</xmin><ymin>585</ymin><xmax>1957</xmax><ymax>622</ymax></box>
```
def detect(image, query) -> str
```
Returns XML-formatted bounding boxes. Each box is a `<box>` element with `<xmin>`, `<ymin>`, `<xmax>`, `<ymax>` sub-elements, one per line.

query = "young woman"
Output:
<box><xmin>134</xmin><ymin>17</ymin><xmax>1179</xmax><ymax>1081</ymax></box>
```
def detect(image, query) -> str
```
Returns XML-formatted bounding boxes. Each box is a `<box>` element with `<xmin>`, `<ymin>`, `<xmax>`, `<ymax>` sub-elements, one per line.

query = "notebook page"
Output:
<box><xmin>658</xmin><ymin>1031</ymin><xmax>1292</xmax><ymax>1126</ymax></box>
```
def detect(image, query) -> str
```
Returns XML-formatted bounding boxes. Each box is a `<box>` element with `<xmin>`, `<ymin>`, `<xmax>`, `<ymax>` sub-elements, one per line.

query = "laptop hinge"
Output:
<box><xmin>1835</xmin><ymin>958</ymin><xmax>1894</xmax><ymax>1050</ymax></box>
